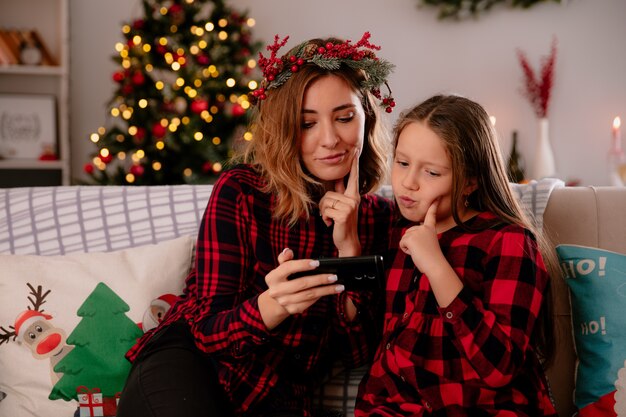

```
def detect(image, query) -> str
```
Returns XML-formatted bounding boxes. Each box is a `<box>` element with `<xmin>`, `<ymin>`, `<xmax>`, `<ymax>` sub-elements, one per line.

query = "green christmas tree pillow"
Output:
<box><xmin>0</xmin><ymin>236</ymin><xmax>193</xmax><ymax>417</ymax></box>
<box><xmin>556</xmin><ymin>244</ymin><xmax>626</xmax><ymax>416</ymax></box>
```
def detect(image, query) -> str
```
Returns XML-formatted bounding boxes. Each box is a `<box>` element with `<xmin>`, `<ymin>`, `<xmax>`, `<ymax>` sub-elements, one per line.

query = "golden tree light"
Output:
<box><xmin>176</xmin><ymin>77</ymin><xmax>185</xmax><ymax>87</ymax></box>
<box><xmin>159</xmin><ymin>7</ymin><xmax>167</xmax><ymax>15</ymax></box>
<box><xmin>115</xmin><ymin>134</ymin><xmax>125</xmax><ymax>142</ymax></box>
<box><xmin>122</xmin><ymin>25</ymin><xmax>131</xmax><ymax>34</ymax></box>
<box><xmin>115</xmin><ymin>42</ymin><xmax>125</xmax><ymax>52</ymax></box>
<box><xmin>212</xmin><ymin>136</ymin><xmax>221</xmax><ymax>145</ymax></box>
<box><xmin>218</xmin><ymin>18</ymin><xmax>228</xmax><ymax>27</ymax></box>
<box><xmin>205</xmin><ymin>22</ymin><xmax>214</xmax><ymax>31</ymax></box>
<box><xmin>159</xmin><ymin>37</ymin><xmax>168</xmax><ymax>46</ymax></box>
<box><xmin>90</xmin><ymin>133</ymin><xmax>100</xmax><ymax>143</ymax></box>
<box><xmin>213</xmin><ymin>162</ymin><xmax>223</xmax><ymax>172</ymax></box>
<box><xmin>133</xmin><ymin>35</ymin><xmax>142</xmax><ymax>45</ymax></box>
<box><xmin>226</xmin><ymin>78</ymin><xmax>236</xmax><ymax>87</ymax></box>
<box><xmin>139</xmin><ymin>99</ymin><xmax>148</xmax><ymax>108</ymax></box>
<box><xmin>194</xmin><ymin>132</ymin><xmax>203</xmax><ymax>141</ymax></box>
<box><xmin>244</xmin><ymin>131</ymin><xmax>253</xmax><ymax>141</ymax></box>
<box><xmin>246</xmin><ymin>18</ymin><xmax>256</xmax><ymax>27</ymax></box>
<box><xmin>126</xmin><ymin>173</ymin><xmax>135</xmax><ymax>183</ymax></box>
<box><xmin>183</xmin><ymin>168</ymin><xmax>192</xmax><ymax>177</ymax></box>
<box><xmin>118</xmin><ymin>151</ymin><xmax>126</xmax><ymax>160</ymax></box>
<box><xmin>218</xmin><ymin>31</ymin><xmax>228</xmax><ymax>41</ymax></box>
<box><xmin>128</xmin><ymin>126</ymin><xmax>138</xmax><ymax>135</ymax></box>
<box><xmin>152</xmin><ymin>161</ymin><xmax>162</xmax><ymax>170</ymax></box>
<box><xmin>145</xmin><ymin>64</ymin><xmax>153</xmax><ymax>72</ymax></box>
<box><xmin>172</xmin><ymin>62</ymin><xmax>181</xmax><ymax>71</ymax></box>
<box><xmin>170</xmin><ymin>25</ymin><xmax>178</xmax><ymax>33</ymax></box>
<box><xmin>248</xmin><ymin>80</ymin><xmax>258</xmax><ymax>90</ymax></box>
<box><xmin>155</xmin><ymin>81</ymin><xmax>164</xmax><ymax>90</ymax></box>
<box><xmin>97</xmin><ymin>127</ymin><xmax>106</xmax><ymax>135</ymax></box>
<box><xmin>143</xmin><ymin>44</ymin><xmax>151</xmax><ymax>53</ymax></box>
<box><xmin>111</xmin><ymin>108</ymin><xmax>120</xmax><ymax>117</ymax></box>
<box><xmin>156</xmin><ymin>141</ymin><xmax>165</xmax><ymax>150</ymax></box>
<box><xmin>198</xmin><ymin>40</ymin><xmax>207</xmax><ymax>49</ymax></box>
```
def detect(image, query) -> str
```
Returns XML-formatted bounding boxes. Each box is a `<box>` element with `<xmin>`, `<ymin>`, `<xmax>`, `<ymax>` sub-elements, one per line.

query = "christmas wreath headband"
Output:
<box><xmin>250</xmin><ymin>32</ymin><xmax>396</xmax><ymax>113</ymax></box>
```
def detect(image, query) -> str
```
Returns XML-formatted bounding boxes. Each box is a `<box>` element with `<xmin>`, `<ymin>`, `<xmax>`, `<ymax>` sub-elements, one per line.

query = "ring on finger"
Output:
<box><xmin>331</xmin><ymin>199</ymin><xmax>338</xmax><ymax>209</ymax></box>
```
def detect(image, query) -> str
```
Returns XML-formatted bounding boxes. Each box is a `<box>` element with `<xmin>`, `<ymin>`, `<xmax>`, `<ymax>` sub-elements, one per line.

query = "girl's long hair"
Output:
<box><xmin>394</xmin><ymin>94</ymin><xmax>556</xmax><ymax>367</ymax></box>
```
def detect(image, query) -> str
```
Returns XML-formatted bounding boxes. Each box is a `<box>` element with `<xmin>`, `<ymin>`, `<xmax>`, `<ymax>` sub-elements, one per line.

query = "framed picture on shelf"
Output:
<box><xmin>0</xmin><ymin>94</ymin><xmax>57</xmax><ymax>160</ymax></box>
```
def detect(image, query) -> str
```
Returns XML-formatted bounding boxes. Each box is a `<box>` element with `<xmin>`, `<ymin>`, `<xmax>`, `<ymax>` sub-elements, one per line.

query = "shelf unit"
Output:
<box><xmin>0</xmin><ymin>0</ymin><xmax>70</xmax><ymax>187</ymax></box>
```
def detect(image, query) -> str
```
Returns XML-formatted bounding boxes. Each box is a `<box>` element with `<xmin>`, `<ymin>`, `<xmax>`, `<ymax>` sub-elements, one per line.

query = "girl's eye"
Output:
<box><xmin>302</xmin><ymin>121</ymin><xmax>315</xmax><ymax>129</ymax></box>
<box><xmin>394</xmin><ymin>159</ymin><xmax>408</xmax><ymax>167</ymax></box>
<box><xmin>426</xmin><ymin>170</ymin><xmax>441</xmax><ymax>177</ymax></box>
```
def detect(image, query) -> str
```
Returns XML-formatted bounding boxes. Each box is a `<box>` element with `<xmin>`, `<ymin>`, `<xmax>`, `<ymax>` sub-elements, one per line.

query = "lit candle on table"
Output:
<box><xmin>613</xmin><ymin>116</ymin><xmax>622</xmax><ymax>146</ymax></box>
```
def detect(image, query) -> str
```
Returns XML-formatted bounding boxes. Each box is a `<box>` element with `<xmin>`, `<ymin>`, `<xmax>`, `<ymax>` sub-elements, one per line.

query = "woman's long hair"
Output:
<box><xmin>234</xmin><ymin>37</ymin><xmax>391</xmax><ymax>226</ymax></box>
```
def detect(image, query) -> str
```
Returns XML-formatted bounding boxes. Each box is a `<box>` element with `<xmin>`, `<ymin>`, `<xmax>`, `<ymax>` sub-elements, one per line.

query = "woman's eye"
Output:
<box><xmin>337</xmin><ymin>112</ymin><xmax>355</xmax><ymax>123</ymax></box>
<box><xmin>301</xmin><ymin>121</ymin><xmax>315</xmax><ymax>129</ymax></box>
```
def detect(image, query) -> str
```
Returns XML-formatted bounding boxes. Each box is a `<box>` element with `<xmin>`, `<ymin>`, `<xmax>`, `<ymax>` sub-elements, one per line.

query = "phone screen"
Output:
<box><xmin>289</xmin><ymin>255</ymin><xmax>384</xmax><ymax>290</ymax></box>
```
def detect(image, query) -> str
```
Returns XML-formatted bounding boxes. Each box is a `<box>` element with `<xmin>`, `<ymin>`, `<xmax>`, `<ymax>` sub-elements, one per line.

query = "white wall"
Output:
<box><xmin>70</xmin><ymin>0</ymin><xmax>626</xmax><ymax>186</ymax></box>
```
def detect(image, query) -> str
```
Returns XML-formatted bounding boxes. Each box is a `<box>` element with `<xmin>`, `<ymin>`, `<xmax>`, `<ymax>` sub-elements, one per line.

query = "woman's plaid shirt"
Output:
<box><xmin>127</xmin><ymin>164</ymin><xmax>394</xmax><ymax>416</ymax></box>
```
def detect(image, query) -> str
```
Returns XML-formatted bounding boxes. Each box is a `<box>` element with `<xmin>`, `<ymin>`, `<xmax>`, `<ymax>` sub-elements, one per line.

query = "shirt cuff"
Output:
<box><xmin>241</xmin><ymin>294</ymin><xmax>272</xmax><ymax>344</ymax></box>
<box><xmin>437</xmin><ymin>285</ymin><xmax>472</xmax><ymax>324</ymax></box>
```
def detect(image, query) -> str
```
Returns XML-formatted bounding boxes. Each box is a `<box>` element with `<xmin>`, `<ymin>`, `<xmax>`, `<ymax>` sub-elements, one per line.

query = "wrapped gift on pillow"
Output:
<box><xmin>77</xmin><ymin>386</ymin><xmax>103</xmax><ymax>417</ymax></box>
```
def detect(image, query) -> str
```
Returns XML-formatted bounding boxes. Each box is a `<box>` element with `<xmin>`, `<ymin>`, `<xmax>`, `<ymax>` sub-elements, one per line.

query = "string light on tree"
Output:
<box><xmin>84</xmin><ymin>0</ymin><xmax>261</xmax><ymax>185</ymax></box>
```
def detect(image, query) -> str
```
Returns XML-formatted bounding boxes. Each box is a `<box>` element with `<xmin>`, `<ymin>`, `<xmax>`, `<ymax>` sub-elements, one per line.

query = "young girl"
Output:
<box><xmin>117</xmin><ymin>33</ymin><xmax>396</xmax><ymax>417</ymax></box>
<box><xmin>355</xmin><ymin>94</ymin><xmax>558</xmax><ymax>416</ymax></box>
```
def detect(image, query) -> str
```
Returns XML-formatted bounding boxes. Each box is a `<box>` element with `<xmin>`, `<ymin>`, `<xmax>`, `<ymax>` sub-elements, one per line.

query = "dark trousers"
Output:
<box><xmin>116</xmin><ymin>320</ymin><xmax>234</xmax><ymax>417</ymax></box>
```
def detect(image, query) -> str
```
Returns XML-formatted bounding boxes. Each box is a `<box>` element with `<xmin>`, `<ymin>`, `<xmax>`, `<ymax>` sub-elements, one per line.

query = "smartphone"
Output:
<box><xmin>289</xmin><ymin>255</ymin><xmax>384</xmax><ymax>290</ymax></box>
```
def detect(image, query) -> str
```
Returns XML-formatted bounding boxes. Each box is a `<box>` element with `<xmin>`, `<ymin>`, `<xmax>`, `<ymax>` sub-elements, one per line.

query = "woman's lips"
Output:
<box><xmin>317</xmin><ymin>151</ymin><xmax>347</xmax><ymax>165</ymax></box>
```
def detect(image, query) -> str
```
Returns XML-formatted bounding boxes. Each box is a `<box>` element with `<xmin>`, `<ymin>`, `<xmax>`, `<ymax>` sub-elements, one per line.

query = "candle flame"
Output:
<box><xmin>614</xmin><ymin>116</ymin><xmax>621</xmax><ymax>129</ymax></box>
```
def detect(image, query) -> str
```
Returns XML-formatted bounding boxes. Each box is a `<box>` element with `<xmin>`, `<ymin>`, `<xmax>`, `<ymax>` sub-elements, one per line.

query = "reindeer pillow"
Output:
<box><xmin>0</xmin><ymin>236</ymin><xmax>194</xmax><ymax>417</ymax></box>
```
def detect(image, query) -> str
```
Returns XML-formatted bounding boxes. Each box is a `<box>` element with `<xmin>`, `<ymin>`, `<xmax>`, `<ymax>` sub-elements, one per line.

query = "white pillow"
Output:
<box><xmin>0</xmin><ymin>236</ymin><xmax>194</xmax><ymax>417</ymax></box>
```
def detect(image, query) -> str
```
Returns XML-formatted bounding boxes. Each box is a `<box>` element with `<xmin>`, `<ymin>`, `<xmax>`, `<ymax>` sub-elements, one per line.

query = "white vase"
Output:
<box><xmin>533</xmin><ymin>117</ymin><xmax>556</xmax><ymax>179</ymax></box>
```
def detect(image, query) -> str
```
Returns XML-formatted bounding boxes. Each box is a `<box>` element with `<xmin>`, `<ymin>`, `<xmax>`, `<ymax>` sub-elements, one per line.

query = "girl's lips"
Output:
<box><xmin>397</xmin><ymin>196</ymin><xmax>416</xmax><ymax>207</ymax></box>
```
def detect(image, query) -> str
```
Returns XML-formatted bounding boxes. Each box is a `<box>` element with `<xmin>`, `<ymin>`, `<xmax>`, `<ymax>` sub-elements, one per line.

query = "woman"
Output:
<box><xmin>117</xmin><ymin>32</ymin><xmax>396</xmax><ymax>417</ymax></box>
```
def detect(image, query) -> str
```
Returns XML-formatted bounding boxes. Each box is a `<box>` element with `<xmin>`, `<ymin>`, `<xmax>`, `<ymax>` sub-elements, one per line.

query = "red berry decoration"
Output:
<box><xmin>291</xmin><ymin>65</ymin><xmax>298</xmax><ymax>72</ymax></box>
<box><xmin>190</xmin><ymin>99</ymin><xmax>209</xmax><ymax>114</ymax></box>
<box><xmin>83</xmin><ymin>163</ymin><xmax>94</xmax><ymax>174</ymax></box>
<box><xmin>202</xmin><ymin>161</ymin><xmax>212</xmax><ymax>173</ymax></box>
<box><xmin>152</xmin><ymin>122</ymin><xmax>167</xmax><ymax>138</ymax></box>
<box><xmin>99</xmin><ymin>153</ymin><xmax>113</xmax><ymax>164</ymax></box>
<box><xmin>231</xmin><ymin>103</ymin><xmax>245</xmax><ymax>117</ymax></box>
<box><xmin>112</xmin><ymin>71</ymin><xmax>125</xmax><ymax>83</ymax></box>
<box><xmin>130</xmin><ymin>164</ymin><xmax>145</xmax><ymax>177</ymax></box>
<box><xmin>133</xmin><ymin>127</ymin><xmax>146</xmax><ymax>144</ymax></box>
<box><xmin>132</xmin><ymin>72</ymin><xmax>145</xmax><ymax>86</ymax></box>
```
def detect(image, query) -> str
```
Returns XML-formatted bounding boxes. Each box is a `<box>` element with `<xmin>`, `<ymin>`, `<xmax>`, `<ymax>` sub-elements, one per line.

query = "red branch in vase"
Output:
<box><xmin>516</xmin><ymin>37</ymin><xmax>557</xmax><ymax>118</ymax></box>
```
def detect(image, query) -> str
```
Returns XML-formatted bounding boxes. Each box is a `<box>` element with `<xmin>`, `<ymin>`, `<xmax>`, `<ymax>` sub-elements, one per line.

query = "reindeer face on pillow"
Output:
<box><xmin>2</xmin><ymin>284</ymin><xmax>74</xmax><ymax>384</ymax></box>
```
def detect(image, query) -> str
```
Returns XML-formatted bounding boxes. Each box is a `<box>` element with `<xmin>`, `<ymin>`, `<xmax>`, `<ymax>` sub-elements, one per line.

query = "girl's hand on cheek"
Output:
<box><xmin>399</xmin><ymin>200</ymin><xmax>445</xmax><ymax>273</ymax></box>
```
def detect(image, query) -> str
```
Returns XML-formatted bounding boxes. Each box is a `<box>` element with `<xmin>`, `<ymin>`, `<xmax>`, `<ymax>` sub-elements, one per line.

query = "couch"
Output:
<box><xmin>1</xmin><ymin>183</ymin><xmax>625</xmax><ymax>417</ymax></box>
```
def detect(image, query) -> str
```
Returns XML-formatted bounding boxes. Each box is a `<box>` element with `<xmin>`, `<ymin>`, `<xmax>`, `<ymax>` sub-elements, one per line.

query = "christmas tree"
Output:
<box><xmin>84</xmin><ymin>0</ymin><xmax>261</xmax><ymax>185</ymax></box>
<box><xmin>49</xmin><ymin>283</ymin><xmax>143</xmax><ymax>402</ymax></box>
